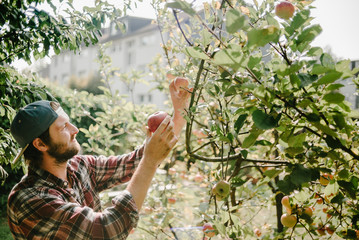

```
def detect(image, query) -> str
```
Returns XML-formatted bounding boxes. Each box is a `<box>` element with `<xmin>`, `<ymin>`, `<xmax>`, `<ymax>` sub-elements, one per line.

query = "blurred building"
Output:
<box><xmin>340</xmin><ymin>60</ymin><xmax>359</xmax><ymax>108</ymax></box>
<box><xmin>45</xmin><ymin>16</ymin><xmax>169</xmax><ymax>108</ymax></box>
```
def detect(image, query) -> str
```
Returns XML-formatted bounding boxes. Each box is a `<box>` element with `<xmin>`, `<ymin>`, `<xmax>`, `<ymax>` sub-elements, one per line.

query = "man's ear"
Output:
<box><xmin>32</xmin><ymin>138</ymin><xmax>48</xmax><ymax>152</ymax></box>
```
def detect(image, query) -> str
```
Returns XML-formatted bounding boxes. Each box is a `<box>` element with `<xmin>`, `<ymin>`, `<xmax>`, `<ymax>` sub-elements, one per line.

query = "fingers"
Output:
<box><xmin>169</xmin><ymin>79</ymin><xmax>179</xmax><ymax>94</ymax></box>
<box><xmin>154</xmin><ymin>115</ymin><xmax>171</xmax><ymax>135</ymax></box>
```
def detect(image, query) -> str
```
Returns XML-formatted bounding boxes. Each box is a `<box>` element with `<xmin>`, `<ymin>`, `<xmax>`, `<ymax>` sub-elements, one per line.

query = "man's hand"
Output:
<box><xmin>169</xmin><ymin>76</ymin><xmax>192</xmax><ymax>136</ymax></box>
<box><xmin>143</xmin><ymin>116</ymin><xmax>178</xmax><ymax>168</ymax></box>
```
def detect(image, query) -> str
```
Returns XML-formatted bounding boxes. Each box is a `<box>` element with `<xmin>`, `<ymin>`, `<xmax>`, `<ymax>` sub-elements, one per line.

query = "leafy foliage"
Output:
<box><xmin>153</xmin><ymin>0</ymin><xmax>359</xmax><ymax>238</ymax></box>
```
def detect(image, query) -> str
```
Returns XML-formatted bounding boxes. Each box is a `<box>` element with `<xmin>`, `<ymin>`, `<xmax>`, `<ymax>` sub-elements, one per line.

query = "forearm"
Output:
<box><xmin>125</xmin><ymin>158</ymin><xmax>157</xmax><ymax>211</ymax></box>
<box><xmin>173</xmin><ymin>110</ymin><xmax>187</xmax><ymax>137</ymax></box>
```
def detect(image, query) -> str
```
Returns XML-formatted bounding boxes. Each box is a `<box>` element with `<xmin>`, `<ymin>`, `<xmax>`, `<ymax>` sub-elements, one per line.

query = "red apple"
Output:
<box><xmin>174</xmin><ymin>77</ymin><xmax>189</xmax><ymax>90</ymax></box>
<box><xmin>168</xmin><ymin>197</ymin><xmax>176</xmax><ymax>204</ymax></box>
<box><xmin>317</xmin><ymin>224</ymin><xmax>326</xmax><ymax>236</ymax></box>
<box><xmin>302</xmin><ymin>207</ymin><xmax>313</xmax><ymax>217</ymax></box>
<box><xmin>194</xmin><ymin>173</ymin><xmax>204</xmax><ymax>183</ymax></box>
<box><xmin>254</xmin><ymin>228</ymin><xmax>262</xmax><ymax>237</ymax></box>
<box><xmin>147</xmin><ymin>111</ymin><xmax>168</xmax><ymax>133</ymax></box>
<box><xmin>275</xmin><ymin>1</ymin><xmax>295</xmax><ymax>20</ymax></box>
<box><xmin>280</xmin><ymin>214</ymin><xmax>297</xmax><ymax>228</ymax></box>
<box><xmin>203</xmin><ymin>223</ymin><xmax>216</xmax><ymax>237</ymax></box>
<box><xmin>325</xmin><ymin>225</ymin><xmax>335</xmax><ymax>235</ymax></box>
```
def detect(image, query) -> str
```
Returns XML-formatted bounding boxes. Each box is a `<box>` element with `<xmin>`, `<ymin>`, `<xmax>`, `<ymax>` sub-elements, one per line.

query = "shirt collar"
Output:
<box><xmin>29</xmin><ymin>163</ymin><xmax>73</xmax><ymax>189</ymax></box>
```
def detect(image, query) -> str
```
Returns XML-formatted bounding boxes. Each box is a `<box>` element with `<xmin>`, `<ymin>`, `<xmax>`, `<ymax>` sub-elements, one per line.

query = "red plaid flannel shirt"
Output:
<box><xmin>7</xmin><ymin>146</ymin><xmax>144</xmax><ymax>239</ymax></box>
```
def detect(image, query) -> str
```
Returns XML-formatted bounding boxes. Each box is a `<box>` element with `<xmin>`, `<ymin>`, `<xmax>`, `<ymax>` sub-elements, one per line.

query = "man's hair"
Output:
<box><xmin>23</xmin><ymin>128</ymin><xmax>51</xmax><ymax>168</ymax></box>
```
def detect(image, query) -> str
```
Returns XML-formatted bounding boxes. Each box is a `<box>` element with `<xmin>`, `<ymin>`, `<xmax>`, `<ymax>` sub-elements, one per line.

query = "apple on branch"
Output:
<box><xmin>203</xmin><ymin>223</ymin><xmax>216</xmax><ymax>238</ymax></box>
<box><xmin>212</xmin><ymin>180</ymin><xmax>230</xmax><ymax>201</ymax></box>
<box><xmin>275</xmin><ymin>1</ymin><xmax>295</xmax><ymax>20</ymax></box>
<box><xmin>280</xmin><ymin>213</ymin><xmax>297</xmax><ymax>228</ymax></box>
<box><xmin>147</xmin><ymin>111</ymin><xmax>168</xmax><ymax>133</ymax></box>
<box><xmin>281</xmin><ymin>195</ymin><xmax>292</xmax><ymax>214</ymax></box>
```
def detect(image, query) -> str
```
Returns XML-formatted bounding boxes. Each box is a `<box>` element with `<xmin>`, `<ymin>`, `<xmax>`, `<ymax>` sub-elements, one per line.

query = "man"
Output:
<box><xmin>7</xmin><ymin>78</ymin><xmax>191</xmax><ymax>239</ymax></box>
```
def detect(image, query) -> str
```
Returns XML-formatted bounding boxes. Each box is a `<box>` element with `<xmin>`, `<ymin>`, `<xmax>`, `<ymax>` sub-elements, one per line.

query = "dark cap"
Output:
<box><xmin>10</xmin><ymin>100</ymin><xmax>68</xmax><ymax>164</ymax></box>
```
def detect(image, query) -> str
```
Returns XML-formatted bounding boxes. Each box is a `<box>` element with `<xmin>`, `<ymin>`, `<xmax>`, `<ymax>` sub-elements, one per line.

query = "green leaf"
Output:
<box><xmin>184</xmin><ymin>46</ymin><xmax>209</xmax><ymax>60</ymax></box>
<box><xmin>324</xmin><ymin>182</ymin><xmax>339</xmax><ymax>197</ymax></box>
<box><xmin>333</xmin><ymin>114</ymin><xmax>347</xmax><ymax>130</ymax></box>
<box><xmin>320</xmin><ymin>53</ymin><xmax>335</xmax><ymax>68</ymax></box>
<box><xmin>263</xmin><ymin>169</ymin><xmax>282</xmax><ymax>179</ymax></box>
<box><xmin>331</xmin><ymin>192</ymin><xmax>345</xmax><ymax>204</ymax></box>
<box><xmin>325</xmin><ymin>136</ymin><xmax>340</xmax><ymax>149</ymax></box>
<box><xmin>165</xmin><ymin>1</ymin><xmax>196</xmax><ymax>16</ymax></box>
<box><xmin>306</xmin><ymin>113</ymin><xmax>320</xmax><ymax>122</ymax></box>
<box><xmin>338</xmin><ymin>180</ymin><xmax>357</xmax><ymax>199</ymax></box>
<box><xmin>247</xmin><ymin>25</ymin><xmax>280</xmax><ymax>47</ymax></box>
<box><xmin>212</xmin><ymin>44</ymin><xmax>248</xmax><ymax>71</ymax></box>
<box><xmin>277</xmin><ymin>175</ymin><xmax>297</xmax><ymax>194</ymax></box>
<box><xmin>307</xmin><ymin>47</ymin><xmax>323</xmax><ymax>57</ymax></box>
<box><xmin>323</xmin><ymin>92</ymin><xmax>345</xmax><ymax>104</ymax></box>
<box><xmin>327</xmin><ymin>83</ymin><xmax>344</xmax><ymax>91</ymax></box>
<box><xmin>311</xmin><ymin>64</ymin><xmax>329</xmax><ymax>75</ymax></box>
<box><xmin>298</xmin><ymin>73</ymin><xmax>318</xmax><ymax>87</ymax></box>
<box><xmin>225</xmin><ymin>9</ymin><xmax>249</xmax><ymax>34</ymax></box>
<box><xmin>234</xmin><ymin>114</ymin><xmax>248</xmax><ymax>133</ymax></box>
<box><xmin>242</xmin><ymin>127</ymin><xmax>263</xmax><ymax>148</ymax></box>
<box><xmin>252</xmin><ymin>109</ymin><xmax>279</xmax><ymax>130</ymax></box>
<box><xmin>297</xmin><ymin>24</ymin><xmax>322</xmax><ymax>45</ymax></box>
<box><xmin>291</xmin><ymin>9</ymin><xmax>310</xmax><ymax>30</ymax></box>
<box><xmin>314</xmin><ymin>71</ymin><xmax>342</xmax><ymax>86</ymax></box>
<box><xmin>290</xmin><ymin>164</ymin><xmax>312</xmax><ymax>185</ymax></box>
<box><xmin>248</xmin><ymin>52</ymin><xmax>262</xmax><ymax>69</ymax></box>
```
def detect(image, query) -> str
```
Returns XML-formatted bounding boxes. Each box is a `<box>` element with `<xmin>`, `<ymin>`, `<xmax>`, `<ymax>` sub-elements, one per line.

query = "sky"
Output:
<box><xmin>12</xmin><ymin>0</ymin><xmax>359</xmax><ymax>71</ymax></box>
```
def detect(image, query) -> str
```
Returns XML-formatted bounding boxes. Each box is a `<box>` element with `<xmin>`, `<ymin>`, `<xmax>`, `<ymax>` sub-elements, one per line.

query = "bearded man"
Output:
<box><xmin>7</xmin><ymin>78</ymin><xmax>191</xmax><ymax>239</ymax></box>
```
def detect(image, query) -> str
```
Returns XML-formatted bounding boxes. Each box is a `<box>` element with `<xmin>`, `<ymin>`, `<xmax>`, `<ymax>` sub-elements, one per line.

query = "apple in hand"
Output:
<box><xmin>275</xmin><ymin>1</ymin><xmax>295</xmax><ymax>20</ymax></box>
<box><xmin>203</xmin><ymin>223</ymin><xmax>216</xmax><ymax>237</ymax></box>
<box><xmin>281</xmin><ymin>214</ymin><xmax>297</xmax><ymax>228</ymax></box>
<box><xmin>174</xmin><ymin>77</ymin><xmax>189</xmax><ymax>90</ymax></box>
<box><xmin>212</xmin><ymin>180</ymin><xmax>230</xmax><ymax>200</ymax></box>
<box><xmin>147</xmin><ymin>111</ymin><xmax>168</xmax><ymax>133</ymax></box>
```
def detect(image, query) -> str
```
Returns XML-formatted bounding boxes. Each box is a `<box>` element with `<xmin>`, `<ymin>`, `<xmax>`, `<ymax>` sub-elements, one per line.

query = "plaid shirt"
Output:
<box><xmin>7</xmin><ymin>146</ymin><xmax>144</xmax><ymax>240</ymax></box>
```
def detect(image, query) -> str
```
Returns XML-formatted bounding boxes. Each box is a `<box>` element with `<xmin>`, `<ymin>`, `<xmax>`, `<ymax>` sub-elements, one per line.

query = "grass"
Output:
<box><xmin>0</xmin><ymin>216</ymin><xmax>12</xmax><ymax>240</ymax></box>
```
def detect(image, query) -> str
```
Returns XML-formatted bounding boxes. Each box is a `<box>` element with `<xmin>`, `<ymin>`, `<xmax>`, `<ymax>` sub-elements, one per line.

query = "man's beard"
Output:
<box><xmin>47</xmin><ymin>139</ymin><xmax>80</xmax><ymax>165</ymax></box>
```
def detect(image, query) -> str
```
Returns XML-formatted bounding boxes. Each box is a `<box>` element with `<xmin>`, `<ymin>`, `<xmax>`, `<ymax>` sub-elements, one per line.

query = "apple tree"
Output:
<box><xmin>148</xmin><ymin>0</ymin><xmax>359</xmax><ymax>238</ymax></box>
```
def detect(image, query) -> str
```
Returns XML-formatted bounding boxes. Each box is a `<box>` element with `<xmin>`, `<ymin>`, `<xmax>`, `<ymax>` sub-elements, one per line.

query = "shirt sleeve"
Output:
<box><xmin>8</xmin><ymin>188</ymin><xmax>138</xmax><ymax>240</ymax></box>
<box><xmin>86</xmin><ymin>145</ymin><xmax>144</xmax><ymax>192</ymax></box>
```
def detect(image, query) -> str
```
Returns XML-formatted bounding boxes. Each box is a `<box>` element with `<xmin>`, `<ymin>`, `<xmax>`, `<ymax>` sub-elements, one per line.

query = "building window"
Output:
<box><xmin>148</xmin><ymin>94</ymin><xmax>152</xmax><ymax>103</ymax></box>
<box><xmin>127</xmin><ymin>52</ymin><xmax>134</xmax><ymax>66</ymax></box>
<box><xmin>141</xmin><ymin>34</ymin><xmax>156</xmax><ymax>46</ymax></box>
<box><xmin>126</xmin><ymin>40</ymin><xmax>135</xmax><ymax>48</ymax></box>
<box><xmin>139</xmin><ymin>94</ymin><xmax>145</xmax><ymax>103</ymax></box>
<box><xmin>62</xmin><ymin>74</ymin><xmax>69</xmax><ymax>84</ymax></box>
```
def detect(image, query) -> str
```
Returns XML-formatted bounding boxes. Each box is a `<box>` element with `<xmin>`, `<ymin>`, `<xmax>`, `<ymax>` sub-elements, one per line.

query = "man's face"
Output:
<box><xmin>47</xmin><ymin>114</ymin><xmax>80</xmax><ymax>164</ymax></box>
